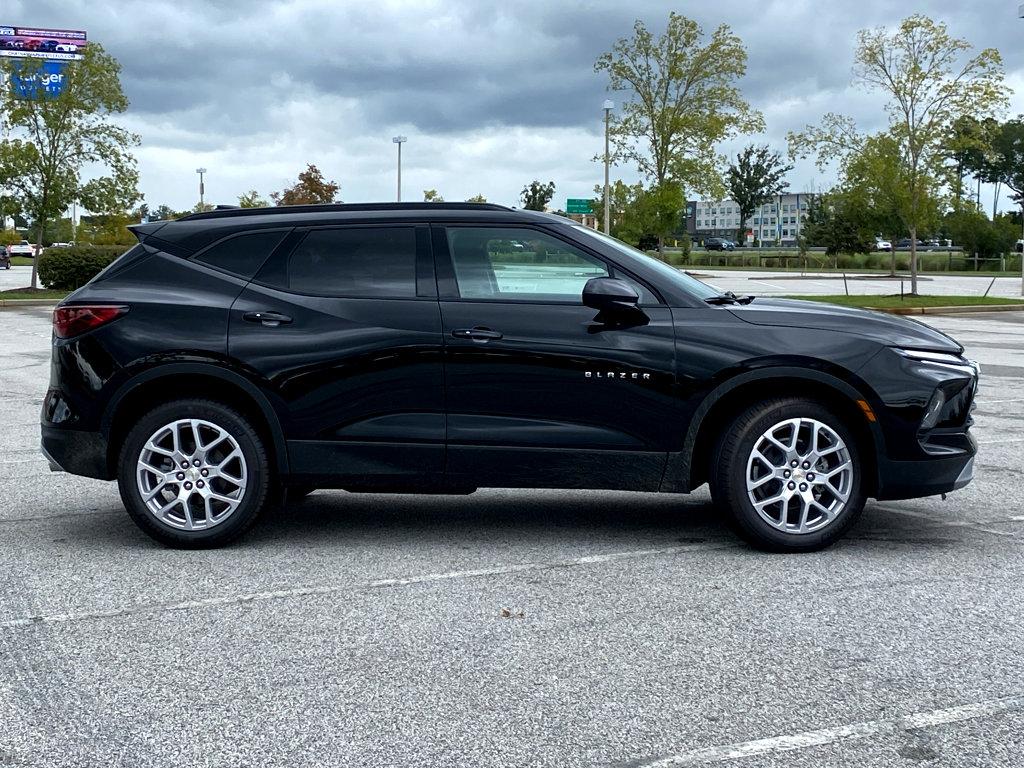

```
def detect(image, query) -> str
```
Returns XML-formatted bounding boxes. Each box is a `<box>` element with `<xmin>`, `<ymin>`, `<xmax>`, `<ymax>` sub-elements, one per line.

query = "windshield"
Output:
<box><xmin>570</xmin><ymin>225</ymin><xmax>722</xmax><ymax>301</ymax></box>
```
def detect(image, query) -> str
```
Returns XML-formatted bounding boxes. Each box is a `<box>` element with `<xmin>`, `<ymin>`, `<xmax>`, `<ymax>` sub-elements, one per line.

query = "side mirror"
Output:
<box><xmin>582</xmin><ymin>277</ymin><xmax>640</xmax><ymax>313</ymax></box>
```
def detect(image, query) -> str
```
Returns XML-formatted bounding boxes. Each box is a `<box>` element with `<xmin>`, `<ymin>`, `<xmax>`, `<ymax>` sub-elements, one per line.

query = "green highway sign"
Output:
<box><xmin>566</xmin><ymin>198</ymin><xmax>593</xmax><ymax>214</ymax></box>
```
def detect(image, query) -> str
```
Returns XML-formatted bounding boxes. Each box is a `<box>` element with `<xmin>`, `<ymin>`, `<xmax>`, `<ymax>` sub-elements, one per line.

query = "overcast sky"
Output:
<box><xmin>9</xmin><ymin>0</ymin><xmax>1024</xmax><ymax>212</ymax></box>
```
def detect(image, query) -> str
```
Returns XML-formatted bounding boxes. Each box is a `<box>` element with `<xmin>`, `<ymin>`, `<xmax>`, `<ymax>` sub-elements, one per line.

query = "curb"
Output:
<box><xmin>0</xmin><ymin>299</ymin><xmax>60</xmax><ymax>308</ymax></box>
<box><xmin>870</xmin><ymin>304</ymin><xmax>1024</xmax><ymax>315</ymax></box>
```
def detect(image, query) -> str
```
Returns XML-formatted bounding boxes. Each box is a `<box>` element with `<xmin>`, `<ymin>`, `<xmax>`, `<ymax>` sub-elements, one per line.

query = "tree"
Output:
<box><xmin>0</xmin><ymin>44</ymin><xmax>140</xmax><ymax>288</ymax></box>
<box><xmin>941</xmin><ymin>116</ymin><xmax>995</xmax><ymax>205</ymax></box>
<box><xmin>521</xmin><ymin>180</ymin><xmax>555</xmax><ymax>211</ymax></box>
<box><xmin>423</xmin><ymin>189</ymin><xmax>444</xmax><ymax>202</ymax></box>
<box><xmin>595</xmin><ymin>12</ymin><xmax>762</xmax><ymax>233</ymax></box>
<box><xmin>150</xmin><ymin>204</ymin><xmax>178</xmax><ymax>221</ymax></box>
<box><xmin>591</xmin><ymin>180</ymin><xmax>683</xmax><ymax>250</ymax></box>
<box><xmin>238</xmin><ymin>190</ymin><xmax>268</xmax><ymax>208</ymax></box>
<box><xmin>466</xmin><ymin>193</ymin><xmax>488</xmax><ymax>203</ymax></box>
<box><xmin>725</xmin><ymin>145</ymin><xmax>792</xmax><ymax>244</ymax></box>
<box><xmin>270</xmin><ymin>164</ymin><xmax>340</xmax><ymax>206</ymax></box>
<box><xmin>790</xmin><ymin>15</ymin><xmax>1008</xmax><ymax>293</ymax></box>
<box><xmin>800</xmin><ymin>192</ymin><xmax>875</xmax><ymax>256</ymax></box>
<box><xmin>980</xmin><ymin>118</ymin><xmax>1024</xmax><ymax>245</ymax></box>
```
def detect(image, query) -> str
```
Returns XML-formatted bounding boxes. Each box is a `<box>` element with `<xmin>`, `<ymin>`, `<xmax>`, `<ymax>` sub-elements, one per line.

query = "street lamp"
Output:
<box><xmin>195</xmin><ymin>167</ymin><xmax>207</xmax><ymax>208</ymax></box>
<box><xmin>602</xmin><ymin>100</ymin><xmax>614</xmax><ymax>234</ymax></box>
<box><xmin>392</xmin><ymin>136</ymin><xmax>407</xmax><ymax>202</ymax></box>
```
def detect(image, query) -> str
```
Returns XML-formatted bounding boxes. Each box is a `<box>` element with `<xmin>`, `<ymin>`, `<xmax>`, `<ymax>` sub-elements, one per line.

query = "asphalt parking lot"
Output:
<box><xmin>1</xmin><ymin>305</ymin><xmax>1023</xmax><ymax>767</ymax></box>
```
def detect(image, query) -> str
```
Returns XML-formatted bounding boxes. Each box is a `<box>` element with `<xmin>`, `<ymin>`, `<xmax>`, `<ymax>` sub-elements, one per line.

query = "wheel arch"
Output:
<box><xmin>663</xmin><ymin>367</ymin><xmax>884</xmax><ymax>496</ymax></box>
<box><xmin>102</xmin><ymin>363</ymin><xmax>289</xmax><ymax>479</ymax></box>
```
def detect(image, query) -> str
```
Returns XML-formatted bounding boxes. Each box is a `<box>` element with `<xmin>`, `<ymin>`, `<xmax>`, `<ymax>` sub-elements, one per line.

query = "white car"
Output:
<box><xmin>875</xmin><ymin>238</ymin><xmax>892</xmax><ymax>252</ymax></box>
<box><xmin>55</xmin><ymin>43</ymin><xmax>78</xmax><ymax>53</ymax></box>
<box><xmin>8</xmin><ymin>240</ymin><xmax>40</xmax><ymax>257</ymax></box>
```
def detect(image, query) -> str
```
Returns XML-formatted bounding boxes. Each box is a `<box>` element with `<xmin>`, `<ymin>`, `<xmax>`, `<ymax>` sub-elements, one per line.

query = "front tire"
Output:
<box><xmin>117</xmin><ymin>399</ymin><xmax>271</xmax><ymax>548</ymax></box>
<box><xmin>710</xmin><ymin>397</ymin><xmax>865</xmax><ymax>552</ymax></box>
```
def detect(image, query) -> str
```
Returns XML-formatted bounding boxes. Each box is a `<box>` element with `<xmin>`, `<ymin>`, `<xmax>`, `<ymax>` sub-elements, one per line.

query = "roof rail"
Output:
<box><xmin>177</xmin><ymin>201</ymin><xmax>513</xmax><ymax>221</ymax></box>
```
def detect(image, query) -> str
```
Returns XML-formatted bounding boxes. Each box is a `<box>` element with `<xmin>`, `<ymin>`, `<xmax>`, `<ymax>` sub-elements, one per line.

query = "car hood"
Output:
<box><xmin>727</xmin><ymin>297</ymin><xmax>963</xmax><ymax>353</ymax></box>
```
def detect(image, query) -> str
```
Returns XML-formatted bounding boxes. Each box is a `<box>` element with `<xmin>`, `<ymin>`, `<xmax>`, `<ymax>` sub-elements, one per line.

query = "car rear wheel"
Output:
<box><xmin>710</xmin><ymin>397</ymin><xmax>865</xmax><ymax>552</ymax></box>
<box><xmin>117</xmin><ymin>399</ymin><xmax>271</xmax><ymax>548</ymax></box>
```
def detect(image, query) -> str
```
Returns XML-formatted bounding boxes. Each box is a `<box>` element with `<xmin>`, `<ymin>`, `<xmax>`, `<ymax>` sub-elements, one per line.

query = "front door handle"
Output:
<box><xmin>452</xmin><ymin>327</ymin><xmax>503</xmax><ymax>341</ymax></box>
<box><xmin>242</xmin><ymin>310</ymin><xmax>292</xmax><ymax>327</ymax></box>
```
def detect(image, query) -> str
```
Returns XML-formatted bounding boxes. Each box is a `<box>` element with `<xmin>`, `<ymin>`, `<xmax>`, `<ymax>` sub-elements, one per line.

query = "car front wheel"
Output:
<box><xmin>117</xmin><ymin>399</ymin><xmax>271</xmax><ymax>548</ymax></box>
<box><xmin>710</xmin><ymin>397</ymin><xmax>866</xmax><ymax>552</ymax></box>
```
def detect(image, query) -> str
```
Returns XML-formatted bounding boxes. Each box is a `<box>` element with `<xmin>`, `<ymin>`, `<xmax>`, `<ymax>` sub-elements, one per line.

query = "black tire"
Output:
<box><xmin>710</xmin><ymin>397</ymin><xmax>866</xmax><ymax>552</ymax></box>
<box><xmin>117</xmin><ymin>399</ymin><xmax>271</xmax><ymax>548</ymax></box>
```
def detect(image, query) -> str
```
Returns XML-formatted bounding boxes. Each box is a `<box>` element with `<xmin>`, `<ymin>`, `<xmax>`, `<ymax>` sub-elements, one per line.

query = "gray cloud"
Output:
<box><xmin>6</xmin><ymin>0</ymin><xmax>1024</xmax><ymax>209</ymax></box>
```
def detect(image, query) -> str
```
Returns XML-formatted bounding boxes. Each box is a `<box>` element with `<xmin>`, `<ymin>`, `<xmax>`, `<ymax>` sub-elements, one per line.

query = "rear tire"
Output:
<box><xmin>117</xmin><ymin>399</ymin><xmax>271</xmax><ymax>548</ymax></box>
<box><xmin>710</xmin><ymin>397</ymin><xmax>865</xmax><ymax>552</ymax></box>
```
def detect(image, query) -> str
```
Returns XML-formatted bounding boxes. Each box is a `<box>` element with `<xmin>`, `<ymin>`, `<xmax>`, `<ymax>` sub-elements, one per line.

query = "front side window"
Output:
<box><xmin>446</xmin><ymin>227</ymin><xmax>608</xmax><ymax>302</ymax></box>
<box><xmin>287</xmin><ymin>227</ymin><xmax>416</xmax><ymax>297</ymax></box>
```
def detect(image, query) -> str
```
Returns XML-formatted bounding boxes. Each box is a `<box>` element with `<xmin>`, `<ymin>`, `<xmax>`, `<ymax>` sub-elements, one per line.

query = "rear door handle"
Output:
<box><xmin>242</xmin><ymin>311</ymin><xmax>292</xmax><ymax>327</ymax></box>
<box><xmin>452</xmin><ymin>327</ymin><xmax>503</xmax><ymax>341</ymax></box>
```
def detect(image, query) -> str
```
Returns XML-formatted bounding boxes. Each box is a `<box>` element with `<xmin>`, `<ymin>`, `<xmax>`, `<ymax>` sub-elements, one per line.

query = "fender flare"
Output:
<box><xmin>661</xmin><ymin>366</ymin><xmax>885</xmax><ymax>493</ymax></box>
<box><xmin>101</xmin><ymin>362</ymin><xmax>290</xmax><ymax>475</ymax></box>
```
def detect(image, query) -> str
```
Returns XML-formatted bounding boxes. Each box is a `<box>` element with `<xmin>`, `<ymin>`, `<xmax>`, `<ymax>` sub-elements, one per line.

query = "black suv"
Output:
<box><xmin>41</xmin><ymin>203</ymin><xmax>979</xmax><ymax>551</ymax></box>
<box><xmin>703</xmin><ymin>237</ymin><xmax>735</xmax><ymax>251</ymax></box>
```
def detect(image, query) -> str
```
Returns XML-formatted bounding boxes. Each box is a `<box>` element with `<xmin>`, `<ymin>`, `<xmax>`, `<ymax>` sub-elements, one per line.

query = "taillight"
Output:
<box><xmin>52</xmin><ymin>305</ymin><xmax>128</xmax><ymax>339</ymax></box>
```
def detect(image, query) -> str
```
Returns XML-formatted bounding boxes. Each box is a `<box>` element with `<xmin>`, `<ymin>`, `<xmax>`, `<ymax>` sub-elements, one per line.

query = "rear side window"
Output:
<box><xmin>287</xmin><ymin>227</ymin><xmax>417</xmax><ymax>297</ymax></box>
<box><xmin>194</xmin><ymin>230</ymin><xmax>287</xmax><ymax>278</ymax></box>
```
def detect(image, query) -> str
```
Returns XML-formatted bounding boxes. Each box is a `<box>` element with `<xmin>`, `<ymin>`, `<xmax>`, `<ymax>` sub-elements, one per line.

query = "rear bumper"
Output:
<box><xmin>40</xmin><ymin>425</ymin><xmax>113</xmax><ymax>480</ymax></box>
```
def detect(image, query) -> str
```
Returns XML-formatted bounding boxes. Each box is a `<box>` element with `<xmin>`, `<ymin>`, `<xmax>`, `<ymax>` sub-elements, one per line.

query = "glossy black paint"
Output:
<box><xmin>41</xmin><ymin>204</ymin><xmax>977</xmax><ymax>503</ymax></box>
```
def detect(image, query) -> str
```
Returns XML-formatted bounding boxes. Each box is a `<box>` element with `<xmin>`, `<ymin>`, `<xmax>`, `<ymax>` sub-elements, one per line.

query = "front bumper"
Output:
<box><xmin>40</xmin><ymin>425</ymin><xmax>113</xmax><ymax>480</ymax></box>
<box><xmin>875</xmin><ymin>432</ymin><xmax>976</xmax><ymax>500</ymax></box>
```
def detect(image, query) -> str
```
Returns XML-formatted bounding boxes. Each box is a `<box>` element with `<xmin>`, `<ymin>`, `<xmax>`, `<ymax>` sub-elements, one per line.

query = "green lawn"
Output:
<box><xmin>785</xmin><ymin>294</ymin><xmax>1024</xmax><ymax>309</ymax></box>
<box><xmin>8</xmin><ymin>256</ymin><xmax>35</xmax><ymax>266</ymax></box>
<box><xmin>0</xmin><ymin>289</ymin><xmax>67</xmax><ymax>300</ymax></box>
<box><xmin>674</xmin><ymin>263</ymin><xmax>1021</xmax><ymax>277</ymax></box>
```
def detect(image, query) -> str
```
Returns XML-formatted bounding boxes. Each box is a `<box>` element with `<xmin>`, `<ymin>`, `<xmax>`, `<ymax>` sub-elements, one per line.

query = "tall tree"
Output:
<box><xmin>984</xmin><ymin>118</ymin><xmax>1024</xmax><ymax>246</ymax></box>
<box><xmin>466</xmin><ymin>193</ymin><xmax>488</xmax><ymax>203</ymax></box>
<box><xmin>595</xmin><ymin>12</ymin><xmax>762</xmax><ymax>224</ymax></box>
<box><xmin>725</xmin><ymin>145</ymin><xmax>792</xmax><ymax>244</ymax></box>
<box><xmin>270</xmin><ymin>164</ymin><xmax>340</xmax><ymax>206</ymax></box>
<box><xmin>238</xmin><ymin>190</ymin><xmax>269</xmax><ymax>208</ymax></box>
<box><xmin>790</xmin><ymin>15</ymin><xmax>1008</xmax><ymax>294</ymax></box>
<box><xmin>0</xmin><ymin>44</ymin><xmax>140</xmax><ymax>288</ymax></box>
<box><xmin>423</xmin><ymin>189</ymin><xmax>444</xmax><ymax>202</ymax></box>
<box><xmin>521</xmin><ymin>180</ymin><xmax>555</xmax><ymax>211</ymax></box>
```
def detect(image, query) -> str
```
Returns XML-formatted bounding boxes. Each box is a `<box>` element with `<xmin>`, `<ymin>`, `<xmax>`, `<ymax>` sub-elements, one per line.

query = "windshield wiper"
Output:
<box><xmin>704</xmin><ymin>291</ymin><xmax>755</xmax><ymax>305</ymax></box>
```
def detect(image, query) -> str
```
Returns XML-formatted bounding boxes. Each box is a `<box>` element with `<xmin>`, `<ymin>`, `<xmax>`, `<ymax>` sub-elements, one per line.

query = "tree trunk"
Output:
<box><xmin>657</xmin><ymin>235</ymin><xmax>664</xmax><ymax>257</ymax></box>
<box><xmin>31</xmin><ymin>208</ymin><xmax>46</xmax><ymax>291</ymax></box>
<box><xmin>889</xmin><ymin>244</ymin><xmax>896</xmax><ymax>277</ymax></box>
<box><xmin>908</xmin><ymin>226</ymin><xmax>918</xmax><ymax>296</ymax></box>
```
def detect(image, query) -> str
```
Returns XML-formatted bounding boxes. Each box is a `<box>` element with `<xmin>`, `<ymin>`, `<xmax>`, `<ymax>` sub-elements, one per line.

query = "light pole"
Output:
<box><xmin>392</xmin><ymin>136</ymin><xmax>407</xmax><ymax>202</ymax></box>
<box><xmin>602</xmin><ymin>100</ymin><xmax>614</xmax><ymax>234</ymax></box>
<box><xmin>196</xmin><ymin>167</ymin><xmax>207</xmax><ymax>208</ymax></box>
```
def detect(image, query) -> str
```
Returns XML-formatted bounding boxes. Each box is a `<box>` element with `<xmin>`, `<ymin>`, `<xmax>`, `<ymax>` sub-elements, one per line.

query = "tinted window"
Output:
<box><xmin>288</xmin><ymin>227</ymin><xmax>417</xmax><ymax>297</ymax></box>
<box><xmin>446</xmin><ymin>227</ymin><xmax>609</xmax><ymax>302</ymax></box>
<box><xmin>195</xmin><ymin>231</ymin><xmax>287</xmax><ymax>278</ymax></box>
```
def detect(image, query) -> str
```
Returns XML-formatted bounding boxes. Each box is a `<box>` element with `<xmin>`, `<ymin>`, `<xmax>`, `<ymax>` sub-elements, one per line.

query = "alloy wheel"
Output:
<box><xmin>745</xmin><ymin>417</ymin><xmax>854</xmax><ymax>534</ymax></box>
<box><xmin>136</xmin><ymin>418</ymin><xmax>248</xmax><ymax>530</ymax></box>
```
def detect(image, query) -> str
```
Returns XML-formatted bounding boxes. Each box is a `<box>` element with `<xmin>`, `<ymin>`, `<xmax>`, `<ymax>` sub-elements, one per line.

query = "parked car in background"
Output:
<box><xmin>8</xmin><ymin>240</ymin><xmax>38</xmax><ymax>258</ymax></box>
<box><xmin>0</xmin><ymin>246</ymin><xmax>10</xmax><ymax>270</ymax></box>
<box><xmin>704</xmin><ymin>237</ymin><xmax>735</xmax><ymax>251</ymax></box>
<box><xmin>1015</xmin><ymin>239</ymin><xmax>1023</xmax><ymax>254</ymax></box>
<box><xmin>875</xmin><ymin>238</ymin><xmax>892</xmax><ymax>252</ymax></box>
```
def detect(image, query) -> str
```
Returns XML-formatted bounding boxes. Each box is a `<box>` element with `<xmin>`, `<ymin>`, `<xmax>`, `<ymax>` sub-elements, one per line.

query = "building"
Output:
<box><xmin>687</xmin><ymin>192</ymin><xmax>816</xmax><ymax>246</ymax></box>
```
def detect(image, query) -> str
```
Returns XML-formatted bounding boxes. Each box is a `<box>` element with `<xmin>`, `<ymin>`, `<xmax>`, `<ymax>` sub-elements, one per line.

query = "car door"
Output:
<box><xmin>434</xmin><ymin>224</ymin><xmax>678</xmax><ymax>491</ymax></box>
<box><xmin>229</xmin><ymin>223</ymin><xmax>446</xmax><ymax>489</ymax></box>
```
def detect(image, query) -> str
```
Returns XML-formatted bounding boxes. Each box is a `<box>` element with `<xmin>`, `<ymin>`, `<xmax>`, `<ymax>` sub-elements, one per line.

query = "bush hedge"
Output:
<box><xmin>37</xmin><ymin>245</ymin><xmax>129</xmax><ymax>291</ymax></box>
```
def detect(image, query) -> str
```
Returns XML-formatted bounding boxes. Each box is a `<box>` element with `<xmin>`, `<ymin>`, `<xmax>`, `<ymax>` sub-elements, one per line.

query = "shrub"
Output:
<box><xmin>38</xmin><ymin>245</ymin><xmax>129</xmax><ymax>291</ymax></box>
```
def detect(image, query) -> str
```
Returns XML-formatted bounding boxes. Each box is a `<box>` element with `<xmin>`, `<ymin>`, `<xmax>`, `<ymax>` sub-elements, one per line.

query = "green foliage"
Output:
<box><xmin>598</xmin><ymin>180</ymin><xmax>684</xmax><ymax>251</ymax></box>
<box><xmin>0</xmin><ymin>229</ymin><xmax>22</xmax><ymax>246</ymax></box>
<box><xmin>37</xmin><ymin>244</ymin><xmax>127</xmax><ymax>290</ymax></box>
<box><xmin>423</xmin><ymin>189</ymin><xmax>444</xmax><ymax>202</ymax></box>
<box><xmin>521</xmin><ymin>180</ymin><xmax>555</xmax><ymax>211</ymax></box>
<box><xmin>238</xmin><ymin>190</ymin><xmax>269</xmax><ymax>208</ymax></box>
<box><xmin>944</xmin><ymin>208</ymin><xmax>1017</xmax><ymax>258</ymax></box>
<box><xmin>595</xmin><ymin>12</ymin><xmax>762</xmax><ymax>198</ymax></box>
<box><xmin>801</xmin><ymin>192</ymin><xmax>875</xmax><ymax>255</ymax></box>
<box><xmin>466</xmin><ymin>193</ymin><xmax>488</xmax><ymax>203</ymax></box>
<box><xmin>0</xmin><ymin>44</ymin><xmax>140</xmax><ymax>289</ymax></box>
<box><xmin>726</xmin><ymin>144</ymin><xmax>792</xmax><ymax>242</ymax></box>
<box><xmin>271</xmin><ymin>164</ymin><xmax>340</xmax><ymax>205</ymax></box>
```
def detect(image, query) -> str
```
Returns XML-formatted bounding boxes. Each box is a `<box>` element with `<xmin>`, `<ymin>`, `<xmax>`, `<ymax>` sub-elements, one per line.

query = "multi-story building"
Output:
<box><xmin>686</xmin><ymin>192</ymin><xmax>816</xmax><ymax>246</ymax></box>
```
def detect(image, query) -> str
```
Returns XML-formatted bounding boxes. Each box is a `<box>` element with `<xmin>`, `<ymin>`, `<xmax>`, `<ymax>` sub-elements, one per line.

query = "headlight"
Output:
<box><xmin>895</xmin><ymin>348</ymin><xmax>967</xmax><ymax>365</ymax></box>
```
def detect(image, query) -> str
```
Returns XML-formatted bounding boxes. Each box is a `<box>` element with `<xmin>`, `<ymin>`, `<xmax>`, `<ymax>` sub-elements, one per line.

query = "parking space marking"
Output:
<box><xmin>0</xmin><ymin>541</ymin><xmax>732</xmax><ymax>630</ymax></box>
<box><xmin>977</xmin><ymin>438</ymin><xmax>1024</xmax><ymax>445</ymax></box>
<box><xmin>638</xmin><ymin>693</ymin><xmax>1024</xmax><ymax>767</ymax></box>
<box><xmin>870</xmin><ymin>504</ymin><xmax>1015</xmax><ymax>537</ymax></box>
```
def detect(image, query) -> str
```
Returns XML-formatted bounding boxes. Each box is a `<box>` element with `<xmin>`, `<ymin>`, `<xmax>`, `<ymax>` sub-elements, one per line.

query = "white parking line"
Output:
<box><xmin>0</xmin><ymin>541</ymin><xmax>731</xmax><ymax>629</ymax></box>
<box><xmin>977</xmin><ymin>438</ymin><xmax>1024</xmax><ymax>445</ymax></box>
<box><xmin>640</xmin><ymin>694</ymin><xmax>1024</xmax><ymax>767</ymax></box>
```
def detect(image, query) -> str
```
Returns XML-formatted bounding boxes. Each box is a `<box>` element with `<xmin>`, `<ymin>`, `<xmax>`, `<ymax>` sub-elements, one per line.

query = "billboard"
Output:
<box><xmin>1</xmin><ymin>25</ymin><xmax>86</xmax><ymax>99</ymax></box>
<box><xmin>0</xmin><ymin>25</ymin><xmax>86</xmax><ymax>61</ymax></box>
